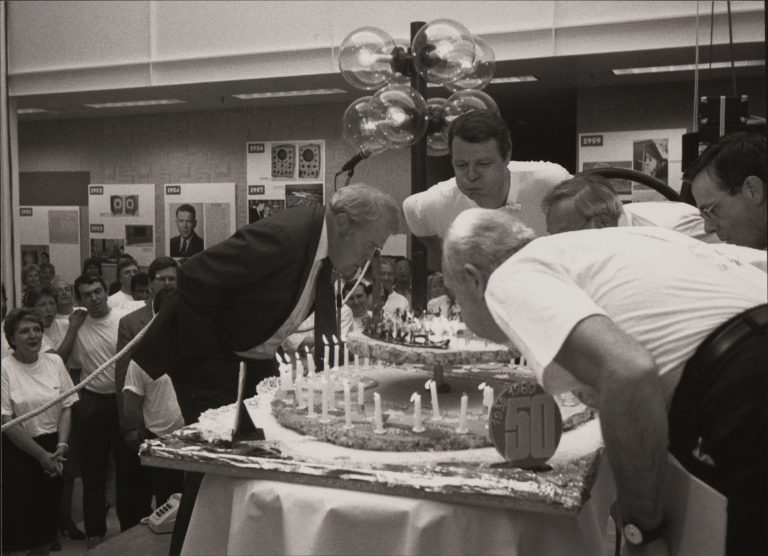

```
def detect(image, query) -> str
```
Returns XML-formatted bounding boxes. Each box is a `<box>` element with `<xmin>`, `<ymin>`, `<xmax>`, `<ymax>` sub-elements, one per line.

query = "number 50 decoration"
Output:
<box><xmin>489</xmin><ymin>383</ymin><xmax>563</xmax><ymax>469</ymax></box>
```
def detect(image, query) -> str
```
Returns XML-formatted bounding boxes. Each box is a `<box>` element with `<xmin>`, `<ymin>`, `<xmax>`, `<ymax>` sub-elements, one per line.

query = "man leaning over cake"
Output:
<box><xmin>441</xmin><ymin>208</ymin><xmax>766</xmax><ymax>556</ymax></box>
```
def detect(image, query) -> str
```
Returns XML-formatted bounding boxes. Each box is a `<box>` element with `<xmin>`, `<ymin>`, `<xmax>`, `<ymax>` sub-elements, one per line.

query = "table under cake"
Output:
<box><xmin>141</xmin><ymin>332</ymin><xmax>614</xmax><ymax>555</ymax></box>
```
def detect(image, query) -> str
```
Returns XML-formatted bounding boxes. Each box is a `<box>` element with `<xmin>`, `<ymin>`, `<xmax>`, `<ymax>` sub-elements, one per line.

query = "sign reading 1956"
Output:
<box><xmin>580</xmin><ymin>135</ymin><xmax>604</xmax><ymax>147</ymax></box>
<box><xmin>489</xmin><ymin>382</ymin><xmax>562</xmax><ymax>469</ymax></box>
<box><xmin>165</xmin><ymin>186</ymin><xmax>181</xmax><ymax>195</ymax></box>
<box><xmin>90</xmin><ymin>186</ymin><xmax>104</xmax><ymax>195</ymax></box>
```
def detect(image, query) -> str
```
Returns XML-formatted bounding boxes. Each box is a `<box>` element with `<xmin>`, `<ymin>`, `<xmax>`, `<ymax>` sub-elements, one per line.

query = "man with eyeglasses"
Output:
<box><xmin>688</xmin><ymin>132</ymin><xmax>766</xmax><ymax>250</ymax></box>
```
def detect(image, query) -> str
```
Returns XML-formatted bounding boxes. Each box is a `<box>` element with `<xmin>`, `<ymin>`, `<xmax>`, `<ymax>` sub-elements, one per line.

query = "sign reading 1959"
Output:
<box><xmin>165</xmin><ymin>185</ymin><xmax>181</xmax><ymax>195</ymax></box>
<box><xmin>489</xmin><ymin>382</ymin><xmax>562</xmax><ymax>469</ymax></box>
<box><xmin>580</xmin><ymin>135</ymin><xmax>604</xmax><ymax>147</ymax></box>
<box><xmin>90</xmin><ymin>186</ymin><xmax>104</xmax><ymax>195</ymax></box>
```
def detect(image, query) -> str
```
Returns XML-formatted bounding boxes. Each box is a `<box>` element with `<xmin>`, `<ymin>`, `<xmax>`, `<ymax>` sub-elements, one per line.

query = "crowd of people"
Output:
<box><xmin>1</xmin><ymin>111</ymin><xmax>765</xmax><ymax>556</ymax></box>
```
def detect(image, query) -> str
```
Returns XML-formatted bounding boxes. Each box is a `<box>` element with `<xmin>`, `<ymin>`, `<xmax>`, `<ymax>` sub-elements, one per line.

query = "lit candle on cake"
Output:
<box><xmin>410</xmin><ymin>392</ymin><xmax>425</xmax><ymax>433</ymax></box>
<box><xmin>456</xmin><ymin>392</ymin><xmax>469</xmax><ymax>434</ymax></box>
<box><xmin>343</xmin><ymin>379</ymin><xmax>353</xmax><ymax>429</ymax></box>
<box><xmin>343</xmin><ymin>343</ymin><xmax>349</xmax><ymax>370</ymax></box>
<box><xmin>332</xmin><ymin>334</ymin><xmax>340</xmax><ymax>369</ymax></box>
<box><xmin>424</xmin><ymin>379</ymin><xmax>441</xmax><ymax>420</ymax></box>
<box><xmin>305</xmin><ymin>346</ymin><xmax>315</xmax><ymax>377</ymax></box>
<box><xmin>306</xmin><ymin>386</ymin><xmax>315</xmax><ymax>418</ymax></box>
<box><xmin>322</xmin><ymin>335</ymin><xmax>330</xmax><ymax>370</ymax></box>
<box><xmin>320</xmin><ymin>378</ymin><xmax>331</xmax><ymax>423</ymax></box>
<box><xmin>479</xmin><ymin>382</ymin><xmax>494</xmax><ymax>422</ymax></box>
<box><xmin>295</xmin><ymin>375</ymin><xmax>305</xmax><ymax>409</ymax></box>
<box><xmin>357</xmin><ymin>381</ymin><xmax>365</xmax><ymax>409</ymax></box>
<box><xmin>279</xmin><ymin>363</ymin><xmax>292</xmax><ymax>391</ymax></box>
<box><xmin>373</xmin><ymin>393</ymin><xmax>385</xmax><ymax>434</ymax></box>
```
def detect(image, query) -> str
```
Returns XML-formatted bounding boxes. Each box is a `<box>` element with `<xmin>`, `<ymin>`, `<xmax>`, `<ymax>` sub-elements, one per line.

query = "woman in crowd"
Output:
<box><xmin>341</xmin><ymin>280</ymin><xmax>373</xmax><ymax>339</ymax></box>
<box><xmin>39</xmin><ymin>262</ymin><xmax>57</xmax><ymax>288</ymax></box>
<box><xmin>21</xmin><ymin>263</ymin><xmax>42</xmax><ymax>306</ymax></box>
<box><xmin>81</xmin><ymin>258</ymin><xmax>103</xmax><ymax>280</ymax></box>
<box><xmin>1</xmin><ymin>308</ymin><xmax>79</xmax><ymax>555</ymax></box>
<box><xmin>52</xmin><ymin>278</ymin><xmax>76</xmax><ymax>318</ymax></box>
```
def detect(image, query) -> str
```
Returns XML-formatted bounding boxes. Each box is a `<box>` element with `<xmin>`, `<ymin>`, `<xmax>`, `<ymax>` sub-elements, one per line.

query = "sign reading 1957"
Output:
<box><xmin>90</xmin><ymin>186</ymin><xmax>104</xmax><ymax>195</ymax></box>
<box><xmin>166</xmin><ymin>186</ymin><xmax>181</xmax><ymax>195</ymax></box>
<box><xmin>580</xmin><ymin>135</ymin><xmax>604</xmax><ymax>147</ymax></box>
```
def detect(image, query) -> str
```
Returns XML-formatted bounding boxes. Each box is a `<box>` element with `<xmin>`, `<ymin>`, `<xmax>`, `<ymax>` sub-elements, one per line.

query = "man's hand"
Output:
<box><xmin>52</xmin><ymin>443</ymin><xmax>68</xmax><ymax>463</ymax></box>
<box><xmin>38</xmin><ymin>451</ymin><xmax>63</xmax><ymax>477</ymax></box>
<box><xmin>123</xmin><ymin>429</ymin><xmax>146</xmax><ymax>451</ymax></box>
<box><xmin>68</xmin><ymin>309</ymin><xmax>87</xmax><ymax>328</ymax></box>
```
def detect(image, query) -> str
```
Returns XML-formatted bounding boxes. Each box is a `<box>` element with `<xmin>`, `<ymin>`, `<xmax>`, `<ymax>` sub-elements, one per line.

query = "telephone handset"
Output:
<box><xmin>148</xmin><ymin>492</ymin><xmax>181</xmax><ymax>534</ymax></box>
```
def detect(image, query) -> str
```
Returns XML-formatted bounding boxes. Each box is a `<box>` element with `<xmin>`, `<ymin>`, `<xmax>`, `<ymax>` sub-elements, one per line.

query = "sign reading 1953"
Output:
<box><xmin>580</xmin><ymin>135</ymin><xmax>604</xmax><ymax>147</ymax></box>
<box><xmin>489</xmin><ymin>382</ymin><xmax>562</xmax><ymax>469</ymax></box>
<box><xmin>165</xmin><ymin>186</ymin><xmax>181</xmax><ymax>195</ymax></box>
<box><xmin>90</xmin><ymin>186</ymin><xmax>104</xmax><ymax>195</ymax></box>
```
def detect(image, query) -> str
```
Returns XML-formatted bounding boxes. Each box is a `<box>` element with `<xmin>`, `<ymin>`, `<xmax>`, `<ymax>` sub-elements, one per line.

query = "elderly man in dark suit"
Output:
<box><xmin>132</xmin><ymin>183</ymin><xmax>400</xmax><ymax>555</ymax></box>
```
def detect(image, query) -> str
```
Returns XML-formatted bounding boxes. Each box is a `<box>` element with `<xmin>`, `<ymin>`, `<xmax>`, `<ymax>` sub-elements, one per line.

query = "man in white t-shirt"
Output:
<box><xmin>71</xmin><ymin>274</ymin><xmax>134</xmax><ymax>544</ymax></box>
<box><xmin>442</xmin><ymin>209</ymin><xmax>767</xmax><ymax>556</ymax></box>
<box><xmin>123</xmin><ymin>359</ymin><xmax>184</xmax><ymax>506</ymax></box>
<box><xmin>403</xmin><ymin>110</ymin><xmax>571</xmax><ymax>264</ymax></box>
<box><xmin>108</xmin><ymin>258</ymin><xmax>140</xmax><ymax>310</ymax></box>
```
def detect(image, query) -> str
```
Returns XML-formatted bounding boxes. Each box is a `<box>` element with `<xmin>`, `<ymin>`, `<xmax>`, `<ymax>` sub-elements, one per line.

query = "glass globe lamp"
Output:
<box><xmin>426</xmin><ymin>98</ymin><xmax>450</xmax><ymax>157</ymax></box>
<box><xmin>339</xmin><ymin>27</ymin><xmax>397</xmax><ymax>91</ymax></box>
<box><xmin>411</xmin><ymin>19</ymin><xmax>477</xmax><ymax>85</ymax></box>
<box><xmin>443</xmin><ymin>89</ymin><xmax>500</xmax><ymax>129</ymax></box>
<box><xmin>342</xmin><ymin>96</ymin><xmax>390</xmax><ymax>154</ymax></box>
<box><xmin>368</xmin><ymin>84</ymin><xmax>428</xmax><ymax>149</ymax></box>
<box><xmin>445</xmin><ymin>36</ymin><xmax>495</xmax><ymax>91</ymax></box>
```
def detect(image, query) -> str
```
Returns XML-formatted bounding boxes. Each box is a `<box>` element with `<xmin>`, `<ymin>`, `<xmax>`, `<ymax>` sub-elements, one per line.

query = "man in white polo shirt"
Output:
<box><xmin>402</xmin><ymin>110</ymin><xmax>571</xmax><ymax>263</ymax></box>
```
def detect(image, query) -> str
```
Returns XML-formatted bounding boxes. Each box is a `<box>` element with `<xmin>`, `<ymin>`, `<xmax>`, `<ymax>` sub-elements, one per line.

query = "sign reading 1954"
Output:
<box><xmin>90</xmin><ymin>224</ymin><xmax>104</xmax><ymax>233</ymax></box>
<box><xmin>90</xmin><ymin>186</ymin><xmax>104</xmax><ymax>195</ymax></box>
<box><xmin>580</xmin><ymin>135</ymin><xmax>604</xmax><ymax>147</ymax></box>
<box><xmin>248</xmin><ymin>143</ymin><xmax>265</xmax><ymax>153</ymax></box>
<box><xmin>165</xmin><ymin>185</ymin><xmax>181</xmax><ymax>195</ymax></box>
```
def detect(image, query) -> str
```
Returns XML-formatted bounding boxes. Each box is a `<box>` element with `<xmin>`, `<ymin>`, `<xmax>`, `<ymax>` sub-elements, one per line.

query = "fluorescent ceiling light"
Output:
<box><xmin>233</xmin><ymin>88</ymin><xmax>347</xmax><ymax>99</ymax></box>
<box><xmin>17</xmin><ymin>108</ymin><xmax>54</xmax><ymax>114</ymax></box>
<box><xmin>490</xmin><ymin>76</ymin><xmax>538</xmax><ymax>84</ymax></box>
<box><xmin>427</xmin><ymin>76</ymin><xmax>538</xmax><ymax>88</ymax></box>
<box><xmin>85</xmin><ymin>99</ymin><xmax>186</xmax><ymax>108</ymax></box>
<box><xmin>612</xmin><ymin>59</ymin><xmax>764</xmax><ymax>75</ymax></box>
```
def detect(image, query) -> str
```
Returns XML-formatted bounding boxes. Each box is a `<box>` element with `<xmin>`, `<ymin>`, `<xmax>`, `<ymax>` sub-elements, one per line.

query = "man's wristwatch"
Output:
<box><xmin>622</xmin><ymin>522</ymin><xmax>665</xmax><ymax>546</ymax></box>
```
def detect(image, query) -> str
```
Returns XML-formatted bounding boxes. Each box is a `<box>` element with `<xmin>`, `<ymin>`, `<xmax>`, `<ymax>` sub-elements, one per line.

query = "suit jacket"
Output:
<box><xmin>115</xmin><ymin>303</ymin><xmax>153</xmax><ymax>431</ymax></box>
<box><xmin>170</xmin><ymin>232</ymin><xmax>204</xmax><ymax>257</ymax></box>
<box><xmin>134</xmin><ymin>205</ymin><xmax>326</xmax><ymax>380</ymax></box>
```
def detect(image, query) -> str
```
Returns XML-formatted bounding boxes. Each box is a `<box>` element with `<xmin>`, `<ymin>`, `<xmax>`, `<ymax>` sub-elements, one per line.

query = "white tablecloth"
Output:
<box><xmin>181</xmin><ymin>458</ymin><xmax>615</xmax><ymax>556</ymax></box>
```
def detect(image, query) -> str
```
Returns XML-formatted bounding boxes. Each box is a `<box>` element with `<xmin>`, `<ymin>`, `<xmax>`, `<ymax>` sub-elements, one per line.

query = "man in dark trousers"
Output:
<box><xmin>131</xmin><ymin>183</ymin><xmax>401</xmax><ymax>554</ymax></box>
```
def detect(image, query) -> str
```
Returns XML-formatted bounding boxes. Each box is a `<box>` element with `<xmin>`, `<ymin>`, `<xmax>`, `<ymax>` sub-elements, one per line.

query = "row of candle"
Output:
<box><xmin>287</xmin><ymin>371</ymin><xmax>496</xmax><ymax>435</ymax></box>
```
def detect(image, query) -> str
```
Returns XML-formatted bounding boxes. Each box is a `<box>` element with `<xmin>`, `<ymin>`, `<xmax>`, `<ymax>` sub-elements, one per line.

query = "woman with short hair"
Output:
<box><xmin>1</xmin><ymin>308</ymin><xmax>78</xmax><ymax>555</ymax></box>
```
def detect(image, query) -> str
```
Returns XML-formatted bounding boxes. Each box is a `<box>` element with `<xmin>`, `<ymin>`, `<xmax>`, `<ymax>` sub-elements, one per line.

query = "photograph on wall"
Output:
<box><xmin>582</xmin><ymin>161</ymin><xmax>633</xmax><ymax>200</ymax></box>
<box><xmin>578</xmin><ymin>129</ymin><xmax>685</xmax><ymax>202</ymax></box>
<box><xmin>18</xmin><ymin>206</ymin><xmax>82</xmax><ymax>283</ymax></box>
<box><xmin>246</xmin><ymin>140</ymin><xmax>326</xmax><ymax>217</ymax></box>
<box><xmin>248</xmin><ymin>199</ymin><xmax>286</xmax><ymax>223</ymax></box>
<box><xmin>286</xmin><ymin>183</ymin><xmax>324</xmax><ymax>209</ymax></box>
<box><xmin>633</xmin><ymin>138</ymin><xmax>669</xmax><ymax>183</ymax></box>
<box><xmin>88</xmin><ymin>183</ymin><xmax>155</xmax><ymax>266</ymax></box>
<box><xmin>164</xmin><ymin>183</ymin><xmax>236</xmax><ymax>259</ymax></box>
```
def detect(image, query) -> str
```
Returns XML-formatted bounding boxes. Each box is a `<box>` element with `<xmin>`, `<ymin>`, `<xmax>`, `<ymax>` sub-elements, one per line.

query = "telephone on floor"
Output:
<box><xmin>148</xmin><ymin>493</ymin><xmax>181</xmax><ymax>534</ymax></box>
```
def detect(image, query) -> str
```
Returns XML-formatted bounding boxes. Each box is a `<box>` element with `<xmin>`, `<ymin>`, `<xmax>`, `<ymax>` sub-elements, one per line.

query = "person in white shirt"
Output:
<box><xmin>403</xmin><ymin>109</ymin><xmax>571</xmax><ymax>263</ymax></box>
<box><xmin>687</xmin><ymin>131</ymin><xmax>766</xmax><ymax>250</ymax></box>
<box><xmin>379</xmin><ymin>258</ymin><xmax>409</xmax><ymax>316</ymax></box>
<box><xmin>542</xmin><ymin>174</ymin><xmax>767</xmax><ymax>271</ymax></box>
<box><xmin>341</xmin><ymin>280</ymin><xmax>373</xmax><ymax>339</ymax></box>
<box><xmin>442</xmin><ymin>208</ymin><xmax>767</xmax><ymax>556</ymax></box>
<box><xmin>2</xmin><ymin>308</ymin><xmax>79</xmax><ymax>554</ymax></box>
<box><xmin>426</xmin><ymin>272</ymin><xmax>459</xmax><ymax>318</ymax></box>
<box><xmin>123</xmin><ymin>354</ymin><xmax>184</xmax><ymax>507</ymax></box>
<box><xmin>108</xmin><ymin>258</ymin><xmax>140</xmax><ymax>310</ymax></box>
<box><xmin>71</xmin><ymin>274</ymin><xmax>133</xmax><ymax>544</ymax></box>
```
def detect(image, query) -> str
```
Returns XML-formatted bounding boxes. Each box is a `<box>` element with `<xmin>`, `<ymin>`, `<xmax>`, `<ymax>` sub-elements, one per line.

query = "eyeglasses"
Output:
<box><xmin>699</xmin><ymin>186</ymin><xmax>735</xmax><ymax>220</ymax></box>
